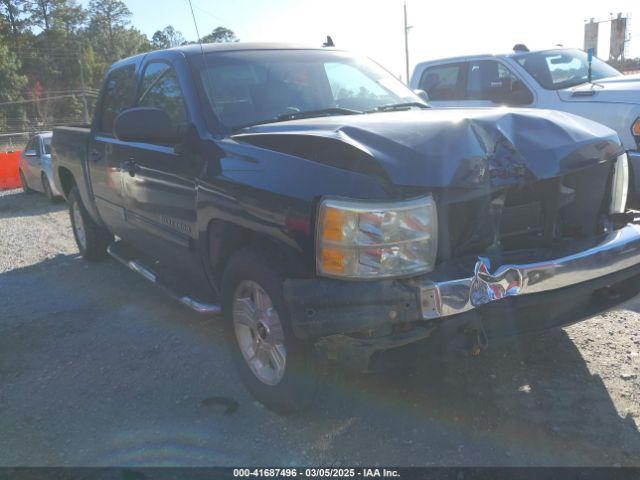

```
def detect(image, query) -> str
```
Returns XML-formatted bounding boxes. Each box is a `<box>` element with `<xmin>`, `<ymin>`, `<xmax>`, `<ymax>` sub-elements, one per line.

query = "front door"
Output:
<box><xmin>121</xmin><ymin>59</ymin><xmax>199</xmax><ymax>272</ymax></box>
<box><xmin>23</xmin><ymin>137</ymin><xmax>40</xmax><ymax>186</ymax></box>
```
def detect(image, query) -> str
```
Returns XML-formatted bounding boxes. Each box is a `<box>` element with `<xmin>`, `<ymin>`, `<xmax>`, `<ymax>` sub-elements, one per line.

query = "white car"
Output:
<box><xmin>410</xmin><ymin>47</ymin><xmax>640</xmax><ymax>200</ymax></box>
<box><xmin>18</xmin><ymin>131</ymin><xmax>61</xmax><ymax>201</ymax></box>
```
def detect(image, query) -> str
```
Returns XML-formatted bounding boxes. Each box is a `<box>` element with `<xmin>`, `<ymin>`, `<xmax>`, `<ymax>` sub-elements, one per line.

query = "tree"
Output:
<box><xmin>29</xmin><ymin>0</ymin><xmax>65</xmax><ymax>32</ymax></box>
<box><xmin>0</xmin><ymin>0</ymin><xmax>28</xmax><ymax>36</ymax></box>
<box><xmin>88</xmin><ymin>0</ymin><xmax>130</xmax><ymax>60</ymax></box>
<box><xmin>151</xmin><ymin>28</ymin><xmax>168</xmax><ymax>49</ymax></box>
<box><xmin>201</xmin><ymin>26</ymin><xmax>237</xmax><ymax>43</ymax></box>
<box><xmin>0</xmin><ymin>42</ymin><xmax>28</xmax><ymax>132</ymax></box>
<box><xmin>53</xmin><ymin>0</ymin><xmax>85</xmax><ymax>36</ymax></box>
<box><xmin>151</xmin><ymin>25</ymin><xmax>184</xmax><ymax>49</ymax></box>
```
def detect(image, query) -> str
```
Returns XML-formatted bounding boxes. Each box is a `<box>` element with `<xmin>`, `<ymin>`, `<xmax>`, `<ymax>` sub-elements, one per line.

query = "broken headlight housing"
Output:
<box><xmin>316</xmin><ymin>196</ymin><xmax>438</xmax><ymax>279</ymax></box>
<box><xmin>610</xmin><ymin>153</ymin><xmax>629</xmax><ymax>215</ymax></box>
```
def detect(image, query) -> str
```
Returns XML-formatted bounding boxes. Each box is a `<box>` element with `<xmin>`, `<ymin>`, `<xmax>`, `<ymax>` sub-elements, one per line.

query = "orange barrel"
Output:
<box><xmin>0</xmin><ymin>151</ymin><xmax>22</xmax><ymax>189</ymax></box>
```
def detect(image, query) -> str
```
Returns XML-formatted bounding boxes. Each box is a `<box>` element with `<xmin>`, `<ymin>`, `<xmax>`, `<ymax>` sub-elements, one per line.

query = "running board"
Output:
<box><xmin>107</xmin><ymin>243</ymin><xmax>221</xmax><ymax>316</ymax></box>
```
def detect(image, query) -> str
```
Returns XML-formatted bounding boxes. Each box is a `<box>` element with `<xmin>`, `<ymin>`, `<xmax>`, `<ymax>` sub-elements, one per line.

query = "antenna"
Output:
<box><xmin>186</xmin><ymin>0</ymin><xmax>215</xmax><ymax>121</ymax></box>
<box><xmin>322</xmin><ymin>36</ymin><xmax>334</xmax><ymax>48</ymax></box>
<box><xmin>187</xmin><ymin>0</ymin><xmax>205</xmax><ymax>53</ymax></box>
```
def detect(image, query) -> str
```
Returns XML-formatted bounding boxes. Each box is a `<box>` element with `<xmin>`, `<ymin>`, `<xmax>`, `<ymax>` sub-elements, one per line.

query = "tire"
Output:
<box><xmin>41</xmin><ymin>173</ymin><xmax>58</xmax><ymax>203</ymax></box>
<box><xmin>68</xmin><ymin>186</ymin><xmax>113</xmax><ymax>261</ymax></box>
<box><xmin>221</xmin><ymin>246</ymin><xmax>318</xmax><ymax>414</ymax></box>
<box><xmin>19</xmin><ymin>169</ymin><xmax>34</xmax><ymax>194</ymax></box>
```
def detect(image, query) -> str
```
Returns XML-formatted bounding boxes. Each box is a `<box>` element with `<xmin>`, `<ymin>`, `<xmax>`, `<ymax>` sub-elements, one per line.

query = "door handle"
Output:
<box><xmin>123</xmin><ymin>159</ymin><xmax>140</xmax><ymax>177</ymax></box>
<box><xmin>90</xmin><ymin>149</ymin><xmax>101</xmax><ymax>162</ymax></box>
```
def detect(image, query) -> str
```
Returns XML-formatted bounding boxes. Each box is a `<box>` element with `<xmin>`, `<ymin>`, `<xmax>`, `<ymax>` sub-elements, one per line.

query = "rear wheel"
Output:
<box><xmin>19</xmin><ymin>169</ymin><xmax>34</xmax><ymax>194</ymax></box>
<box><xmin>222</xmin><ymin>246</ymin><xmax>318</xmax><ymax>414</ymax></box>
<box><xmin>68</xmin><ymin>186</ymin><xmax>112</xmax><ymax>261</ymax></box>
<box><xmin>41</xmin><ymin>173</ymin><xmax>58</xmax><ymax>202</ymax></box>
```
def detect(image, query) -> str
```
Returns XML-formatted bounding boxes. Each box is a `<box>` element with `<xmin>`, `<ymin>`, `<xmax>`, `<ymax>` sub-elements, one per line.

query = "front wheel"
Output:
<box><xmin>221</xmin><ymin>246</ymin><xmax>318</xmax><ymax>414</ymax></box>
<box><xmin>68</xmin><ymin>186</ymin><xmax>113</xmax><ymax>261</ymax></box>
<box><xmin>19</xmin><ymin>169</ymin><xmax>34</xmax><ymax>194</ymax></box>
<box><xmin>41</xmin><ymin>173</ymin><xmax>58</xmax><ymax>203</ymax></box>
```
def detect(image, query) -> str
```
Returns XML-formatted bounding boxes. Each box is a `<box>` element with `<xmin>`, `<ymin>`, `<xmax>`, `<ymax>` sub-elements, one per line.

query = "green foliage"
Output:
<box><xmin>201</xmin><ymin>26</ymin><xmax>237</xmax><ymax>44</ymax></box>
<box><xmin>0</xmin><ymin>0</ymin><xmax>29</xmax><ymax>36</ymax></box>
<box><xmin>0</xmin><ymin>0</ymin><xmax>238</xmax><ymax>135</ymax></box>
<box><xmin>0</xmin><ymin>42</ymin><xmax>28</xmax><ymax>132</ymax></box>
<box><xmin>608</xmin><ymin>57</ymin><xmax>640</xmax><ymax>73</ymax></box>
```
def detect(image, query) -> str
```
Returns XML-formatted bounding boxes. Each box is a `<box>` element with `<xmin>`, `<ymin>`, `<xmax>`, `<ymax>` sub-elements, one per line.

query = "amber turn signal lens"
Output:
<box><xmin>321</xmin><ymin>207</ymin><xmax>346</xmax><ymax>242</ymax></box>
<box><xmin>633</xmin><ymin>118</ymin><xmax>640</xmax><ymax>137</ymax></box>
<box><xmin>320</xmin><ymin>247</ymin><xmax>345</xmax><ymax>274</ymax></box>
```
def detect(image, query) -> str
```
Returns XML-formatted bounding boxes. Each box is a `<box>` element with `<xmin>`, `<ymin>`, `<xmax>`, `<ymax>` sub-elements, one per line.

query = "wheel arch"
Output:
<box><xmin>57</xmin><ymin>166</ymin><xmax>76</xmax><ymax>200</ymax></box>
<box><xmin>205</xmin><ymin>219</ymin><xmax>310</xmax><ymax>292</ymax></box>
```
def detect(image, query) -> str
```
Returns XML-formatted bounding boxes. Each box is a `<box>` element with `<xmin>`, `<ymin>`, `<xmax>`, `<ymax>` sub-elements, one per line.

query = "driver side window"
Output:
<box><xmin>24</xmin><ymin>138</ymin><xmax>36</xmax><ymax>156</ymax></box>
<box><xmin>138</xmin><ymin>62</ymin><xmax>188</xmax><ymax>128</ymax></box>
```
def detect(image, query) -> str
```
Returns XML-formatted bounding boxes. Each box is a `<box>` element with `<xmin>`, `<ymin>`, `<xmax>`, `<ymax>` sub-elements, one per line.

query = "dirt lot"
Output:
<box><xmin>1</xmin><ymin>188</ymin><xmax>639</xmax><ymax>467</ymax></box>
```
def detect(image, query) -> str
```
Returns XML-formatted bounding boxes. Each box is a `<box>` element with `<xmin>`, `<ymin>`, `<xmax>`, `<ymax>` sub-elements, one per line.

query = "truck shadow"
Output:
<box><xmin>2</xmin><ymin>247</ymin><xmax>639</xmax><ymax>466</ymax></box>
<box><xmin>0</xmin><ymin>189</ymin><xmax>66</xmax><ymax>219</ymax></box>
<box><xmin>312</xmin><ymin>323</ymin><xmax>640</xmax><ymax>465</ymax></box>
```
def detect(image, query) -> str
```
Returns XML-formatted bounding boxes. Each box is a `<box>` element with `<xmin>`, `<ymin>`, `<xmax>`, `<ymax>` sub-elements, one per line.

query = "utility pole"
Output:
<box><xmin>403</xmin><ymin>2</ymin><xmax>412</xmax><ymax>84</ymax></box>
<box><xmin>78</xmin><ymin>48</ymin><xmax>90</xmax><ymax>125</ymax></box>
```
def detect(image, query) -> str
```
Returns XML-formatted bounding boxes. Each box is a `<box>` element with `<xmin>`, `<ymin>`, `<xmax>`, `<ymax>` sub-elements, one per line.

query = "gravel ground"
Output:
<box><xmin>1</xmin><ymin>188</ymin><xmax>639</xmax><ymax>467</ymax></box>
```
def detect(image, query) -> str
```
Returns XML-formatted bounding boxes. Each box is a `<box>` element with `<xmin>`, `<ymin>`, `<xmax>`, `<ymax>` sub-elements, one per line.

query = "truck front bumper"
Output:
<box><xmin>284</xmin><ymin>223</ymin><xmax>640</xmax><ymax>370</ymax></box>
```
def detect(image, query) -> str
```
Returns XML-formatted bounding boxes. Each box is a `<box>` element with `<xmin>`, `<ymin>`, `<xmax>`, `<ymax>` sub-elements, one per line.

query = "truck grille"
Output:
<box><xmin>441</xmin><ymin>160</ymin><xmax>614</xmax><ymax>260</ymax></box>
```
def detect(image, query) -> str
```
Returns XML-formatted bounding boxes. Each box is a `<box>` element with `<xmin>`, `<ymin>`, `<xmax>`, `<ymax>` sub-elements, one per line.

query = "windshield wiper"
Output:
<box><xmin>275</xmin><ymin>107</ymin><xmax>362</xmax><ymax>121</ymax></box>
<box><xmin>367</xmin><ymin>102</ymin><xmax>430</xmax><ymax>113</ymax></box>
<box><xmin>233</xmin><ymin>107</ymin><xmax>362</xmax><ymax>131</ymax></box>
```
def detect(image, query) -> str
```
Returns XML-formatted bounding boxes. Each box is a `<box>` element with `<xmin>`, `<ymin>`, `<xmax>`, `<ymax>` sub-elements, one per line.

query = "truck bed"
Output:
<box><xmin>51</xmin><ymin>126</ymin><xmax>91</xmax><ymax>197</ymax></box>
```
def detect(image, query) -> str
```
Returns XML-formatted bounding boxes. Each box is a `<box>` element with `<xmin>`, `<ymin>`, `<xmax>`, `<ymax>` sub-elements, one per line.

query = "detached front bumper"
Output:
<box><xmin>284</xmin><ymin>223</ymin><xmax>640</xmax><ymax>368</ymax></box>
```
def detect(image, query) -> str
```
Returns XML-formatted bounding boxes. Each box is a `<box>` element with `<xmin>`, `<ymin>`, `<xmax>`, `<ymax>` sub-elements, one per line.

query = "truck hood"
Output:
<box><xmin>558</xmin><ymin>75</ymin><xmax>640</xmax><ymax>105</ymax></box>
<box><xmin>233</xmin><ymin>108</ymin><xmax>621</xmax><ymax>189</ymax></box>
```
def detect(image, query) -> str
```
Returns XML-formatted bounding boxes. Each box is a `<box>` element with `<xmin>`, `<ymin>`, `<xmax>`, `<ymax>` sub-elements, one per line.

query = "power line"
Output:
<box><xmin>0</xmin><ymin>93</ymin><xmax>98</xmax><ymax>107</ymax></box>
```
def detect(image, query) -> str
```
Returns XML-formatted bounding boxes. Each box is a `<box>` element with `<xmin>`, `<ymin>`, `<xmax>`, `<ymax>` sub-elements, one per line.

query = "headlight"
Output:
<box><xmin>610</xmin><ymin>153</ymin><xmax>629</xmax><ymax>214</ymax></box>
<box><xmin>316</xmin><ymin>196</ymin><xmax>438</xmax><ymax>279</ymax></box>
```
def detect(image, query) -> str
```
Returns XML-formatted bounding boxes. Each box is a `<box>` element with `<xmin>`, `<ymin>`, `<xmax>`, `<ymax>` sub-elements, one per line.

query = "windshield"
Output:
<box><xmin>191</xmin><ymin>49</ymin><xmax>421</xmax><ymax>130</ymax></box>
<box><xmin>514</xmin><ymin>49</ymin><xmax>622</xmax><ymax>90</ymax></box>
<box><xmin>43</xmin><ymin>136</ymin><xmax>51</xmax><ymax>155</ymax></box>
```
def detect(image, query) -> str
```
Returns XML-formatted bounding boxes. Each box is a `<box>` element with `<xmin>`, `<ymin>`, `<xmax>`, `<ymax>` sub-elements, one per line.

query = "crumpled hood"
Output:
<box><xmin>558</xmin><ymin>75</ymin><xmax>640</xmax><ymax>105</ymax></box>
<box><xmin>234</xmin><ymin>108</ymin><xmax>622</xmax><ymax>189</ymax></box>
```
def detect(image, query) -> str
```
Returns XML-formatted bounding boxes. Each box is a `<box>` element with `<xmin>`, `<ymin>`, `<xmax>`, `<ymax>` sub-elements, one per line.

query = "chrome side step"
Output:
<box><xmin>107</xmin><ymin>244</ymin><xmax>221</xmax><ymax>316</ymax></box>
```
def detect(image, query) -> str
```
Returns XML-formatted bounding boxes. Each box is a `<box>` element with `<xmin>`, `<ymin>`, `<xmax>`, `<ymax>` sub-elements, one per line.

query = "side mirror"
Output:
<box><xmin>413</xmin><ymin>89</ymin><xmax>430</xmax><ymax>104</ymax></box>
<box><xmin>114</xmin><ymin>107</ymin><xmax>183</xmax><ymax>145</ymax></box>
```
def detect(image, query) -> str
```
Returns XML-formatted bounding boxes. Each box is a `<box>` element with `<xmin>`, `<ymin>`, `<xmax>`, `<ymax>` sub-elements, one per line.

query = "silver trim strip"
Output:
<box><xmin>419</xmin><ymin>224</ymin><xmax>640</xmax><ymax>319</ymax></box>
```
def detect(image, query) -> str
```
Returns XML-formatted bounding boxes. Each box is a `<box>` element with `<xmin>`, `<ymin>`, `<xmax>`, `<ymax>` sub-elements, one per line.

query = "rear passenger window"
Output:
<box><xmin>418</xmin><ymin>63</ymin><xmax>464</xmax><ymax>101</ymax></box>
<box><xmin>138</xmin><ymin>62</ymin><xmax>187</xmax><ymax>127</ymax></box>
<box><xmin>99</xmin><ymin>65</ymin><xmax>136</xmax><ymax>135</ymax></box>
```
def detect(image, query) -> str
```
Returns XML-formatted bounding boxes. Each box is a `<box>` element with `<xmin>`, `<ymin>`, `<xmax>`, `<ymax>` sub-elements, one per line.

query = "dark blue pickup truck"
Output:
<box><xmin>52</xmin><ymin>43</ymin><xmax>640</xmax><ymax>413</ymax></box>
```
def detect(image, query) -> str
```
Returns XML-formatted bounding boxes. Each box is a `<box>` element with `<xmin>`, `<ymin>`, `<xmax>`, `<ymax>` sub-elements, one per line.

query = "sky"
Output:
<box><xmin>117</xmin><ymin>0</ymin><xmax>640</xmax><ymax>80</ymax></box>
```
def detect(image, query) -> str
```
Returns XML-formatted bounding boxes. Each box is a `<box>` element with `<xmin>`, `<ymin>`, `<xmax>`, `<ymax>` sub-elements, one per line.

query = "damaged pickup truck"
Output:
<box><xmin>51</xmin><ymin>43</ymin><xmax>640</xmax><ymax>413</ymax></box>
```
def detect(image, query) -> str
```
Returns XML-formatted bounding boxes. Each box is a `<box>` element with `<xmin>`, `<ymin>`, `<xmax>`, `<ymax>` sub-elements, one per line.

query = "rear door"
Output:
<box><xmin>121</xmin><ymin>58</ymin><xmax>199</xmax><ymax>270</ymax></box>
<box><xmin>88</xmin><ymin>64</ymin><xmax>137</xmax><ymax>235</ymax></box>
<box><xmin>415</xmin><ymin>62</ymin><xmax>466</xmax><ymax>107</ymax></box>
